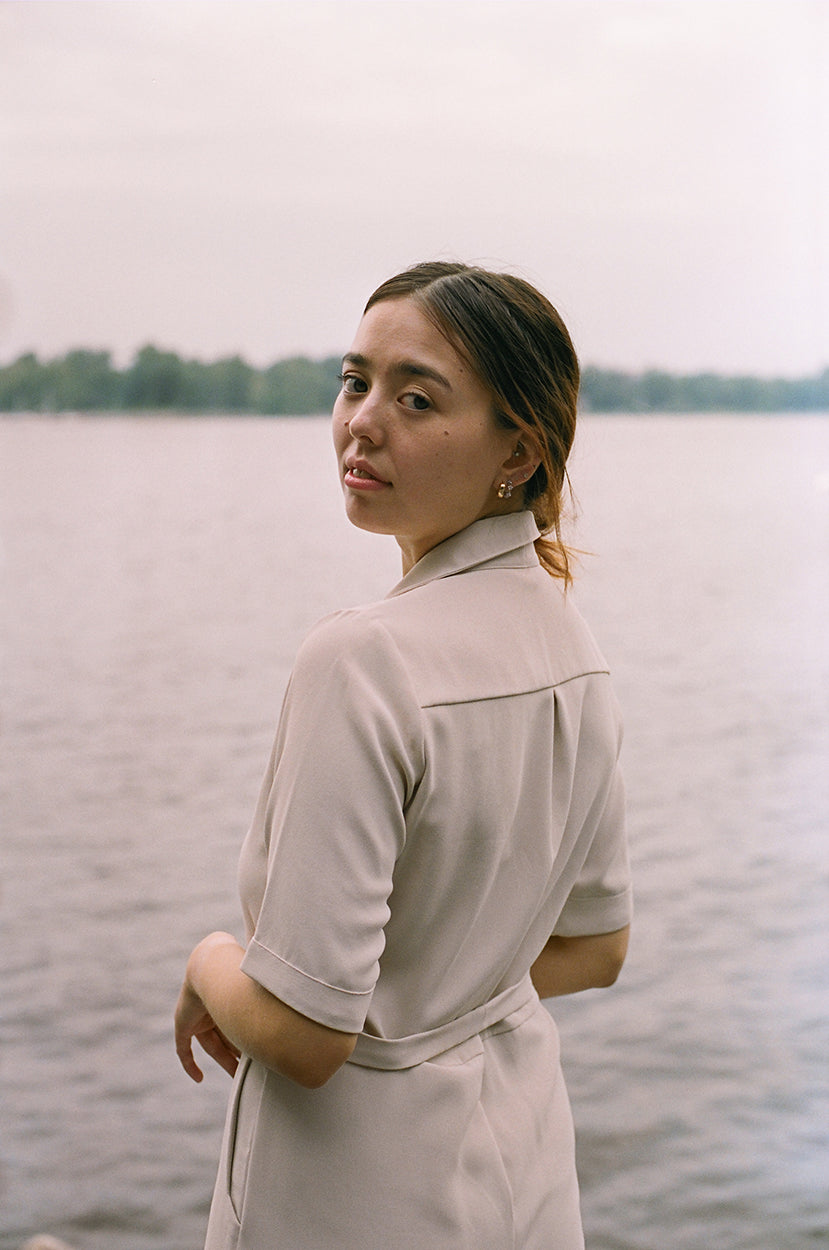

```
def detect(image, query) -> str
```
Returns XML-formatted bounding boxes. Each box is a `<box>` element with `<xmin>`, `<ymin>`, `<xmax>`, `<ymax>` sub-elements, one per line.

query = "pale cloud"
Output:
<box><xmin>1</xmin><ymin>0</ymin><xmax>826</xmax><ymax>373</ymax></box>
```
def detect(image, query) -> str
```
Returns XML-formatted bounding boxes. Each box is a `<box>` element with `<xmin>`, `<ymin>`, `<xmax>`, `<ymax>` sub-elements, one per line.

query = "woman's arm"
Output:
<box><xmin>530</xmin><ymin>925</ymin><xmax>630</xmax><ymax>999</ymax></box>
<box><xmin>175</xmin><ymin>932</ymin><xmax>358</xmax><ymax>1089</ymax></box>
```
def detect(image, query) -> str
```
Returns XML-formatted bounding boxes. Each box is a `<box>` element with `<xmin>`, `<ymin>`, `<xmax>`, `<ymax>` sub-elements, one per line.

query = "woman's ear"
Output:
<box><xmin>499</xmin><ymin>439</ymin><xmax>542</xmax><ymax>491</ymax></box>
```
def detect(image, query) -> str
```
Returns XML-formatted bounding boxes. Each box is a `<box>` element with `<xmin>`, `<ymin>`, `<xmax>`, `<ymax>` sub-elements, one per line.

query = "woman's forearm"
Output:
<box><xmin>530</xmin><ymin>926</ymin><xmax>630</xmax><ymax>999</ymax></box>
<box><xmin>176</xmin><ymin>932</ymin><xmax>357</xmax><ymax>1088</ymax></box>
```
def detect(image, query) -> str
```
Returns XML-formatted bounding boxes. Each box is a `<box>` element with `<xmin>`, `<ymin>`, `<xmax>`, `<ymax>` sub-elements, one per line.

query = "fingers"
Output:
<box><xmin>175</xmin><ymin>1035</ymin><xmax>205</xmax><ymax>1083</ymax></box>
<box><xmin>174</xmin><ymin>987</ymin><xmax>207</xmax><ymax>1081</ymax></box>
<box><xmin>176</xmin><ymin>1022</ymin><xmax>238</xmax><ymax>1081</ymax></box>
<box><xmin>217</xmin><ymin>1028</ymin><xmax>242</xmax><ymax>1061</ymax></box>
<box><xmin>197</xmin><ymin>1026</ymin><xmax>240</xmax><ymax>1078</ymax></box>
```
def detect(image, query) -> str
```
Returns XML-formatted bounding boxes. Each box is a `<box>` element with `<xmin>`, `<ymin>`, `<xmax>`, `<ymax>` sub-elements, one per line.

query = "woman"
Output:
<box><xmin>175</xmin><ymin>261</ymin><xmax>632</xmax><ymax>1250</ymax></box>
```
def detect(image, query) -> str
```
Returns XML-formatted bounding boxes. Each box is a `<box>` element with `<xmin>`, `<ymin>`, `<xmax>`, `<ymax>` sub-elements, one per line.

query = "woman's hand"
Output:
<box><xmin>175</xmin><ymin>932</ymin><xmax>243</xmax><ymax>1082</ymax></box>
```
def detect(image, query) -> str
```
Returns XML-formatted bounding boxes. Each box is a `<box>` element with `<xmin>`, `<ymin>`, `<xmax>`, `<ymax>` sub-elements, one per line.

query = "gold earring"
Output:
<box><xmin>497</xmin><ymin>480</ymin><xmax>514</xmax><ymax>500</ymax></box>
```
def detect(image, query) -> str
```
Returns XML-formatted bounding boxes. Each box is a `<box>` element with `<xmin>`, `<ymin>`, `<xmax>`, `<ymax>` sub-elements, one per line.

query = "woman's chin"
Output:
<box><xmin>342</xmin><ymin>496</ymin><xmax>395</xmax><ymax>535</ymax></box>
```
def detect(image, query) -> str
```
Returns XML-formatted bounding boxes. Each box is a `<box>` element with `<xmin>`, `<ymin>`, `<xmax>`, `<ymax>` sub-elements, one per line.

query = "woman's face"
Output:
<box><xmin>332</xmin><ymin>297</ymin><xmax>520</xmax><ymax>573</ymax></box>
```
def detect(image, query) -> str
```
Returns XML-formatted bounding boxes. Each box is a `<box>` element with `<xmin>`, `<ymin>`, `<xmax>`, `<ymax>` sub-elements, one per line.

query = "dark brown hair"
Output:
<box><xmin>365</xmin><ymin>261</ymin><xmax>579</xmax><ymax>584</ymax></box>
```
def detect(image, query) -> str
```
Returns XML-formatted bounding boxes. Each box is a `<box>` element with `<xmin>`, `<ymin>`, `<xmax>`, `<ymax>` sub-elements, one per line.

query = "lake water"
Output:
<box><xmin>1</xmin><ymin>413</ymin><xmax>827</xmax><ymax>1250</ymax></box>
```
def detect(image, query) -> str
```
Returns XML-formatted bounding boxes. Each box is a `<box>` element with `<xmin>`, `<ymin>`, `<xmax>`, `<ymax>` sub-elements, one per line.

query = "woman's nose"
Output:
<box><xmin>346</xmin><ymin>392</ymin><xmax>385</xmax><ymax>444</ymax></box>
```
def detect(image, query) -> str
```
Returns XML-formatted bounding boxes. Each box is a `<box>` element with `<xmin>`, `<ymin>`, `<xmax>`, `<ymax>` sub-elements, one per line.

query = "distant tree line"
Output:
<box><xmin>0</xmin><ymin>347</ymin><xmax>343</xmax><ymax>415</ymax></box>
<box><xmin>579</xmin><ymin>365</ymin><xmax>829</xmax><ymax>413</ymax></box>
<box><xmin>1</xmin><ymin>345</ymin><xmax>827</xmax><ymax>414</ymax></box>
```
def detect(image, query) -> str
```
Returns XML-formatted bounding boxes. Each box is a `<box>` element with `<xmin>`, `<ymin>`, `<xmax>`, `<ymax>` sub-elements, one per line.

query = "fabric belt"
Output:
<box><xmin>347</xmin><ymin>974</ymin><xmax>539</xmax><ymax>1071</ymax></box>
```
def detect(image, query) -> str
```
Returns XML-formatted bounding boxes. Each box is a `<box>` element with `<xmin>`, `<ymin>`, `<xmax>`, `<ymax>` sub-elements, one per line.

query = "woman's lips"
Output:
<box><xmin>344</xmin><ymin>462</ymin><xmax>391</xmax><ymax>492</ymax></box>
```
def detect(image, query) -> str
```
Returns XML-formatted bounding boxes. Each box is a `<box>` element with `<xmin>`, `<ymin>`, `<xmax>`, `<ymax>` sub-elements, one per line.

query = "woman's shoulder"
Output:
<box><xmin>292</xmin><ymin>602</ymin><xmax>412</xmax><ymax>687</ymax></box>
<box><xmin>292</xmin><ymin>568</ymin><xmax>611</xmax><ymax>708</ymax></box>
<box><xmin>301</xmin><ymin>599</ymin><xmax>393</xmax><ymax>647</ymax></box>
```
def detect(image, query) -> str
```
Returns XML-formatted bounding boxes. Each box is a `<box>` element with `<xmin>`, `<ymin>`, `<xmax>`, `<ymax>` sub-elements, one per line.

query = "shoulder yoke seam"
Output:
<box><xmin>421</xmin><ymin>668</ymin><xmax>611</xmax><ymax>709</ymax></box>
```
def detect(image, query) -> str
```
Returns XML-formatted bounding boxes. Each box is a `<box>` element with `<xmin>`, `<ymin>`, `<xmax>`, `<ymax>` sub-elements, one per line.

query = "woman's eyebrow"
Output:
<box><xmin>399</xmin><ymin>360</ymin><xmax>453</xmax><ymax>391</ymax></box>
<box><xmin>341</xmin><ymin>352</ymin><xmax>453</xmax><ymax>391</ymax></box>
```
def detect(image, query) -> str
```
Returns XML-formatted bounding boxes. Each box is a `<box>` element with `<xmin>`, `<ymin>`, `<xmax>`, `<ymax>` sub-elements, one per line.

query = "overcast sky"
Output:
<box><xmin>2</xmin><ymin>0</ymin><xmax>827</xmax><ymax>374</ymax></box>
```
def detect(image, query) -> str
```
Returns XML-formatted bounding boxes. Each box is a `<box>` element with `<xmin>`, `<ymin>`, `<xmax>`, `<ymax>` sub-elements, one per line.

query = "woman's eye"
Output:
<box><xmin>340</xmin><ymin>374</ymin><xmax>367</xmax><ymax>395</ymax></box>
<box><xmin>401</xmin><ymin>392</ymin><xmax>431</xmax><ymax>411</ymax></box>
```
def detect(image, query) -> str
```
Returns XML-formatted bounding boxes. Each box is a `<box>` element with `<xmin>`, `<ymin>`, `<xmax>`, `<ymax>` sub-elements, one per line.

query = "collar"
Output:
<box><xmin>387</xmin><ymin>512</ymin><xmax>541</xmax><ymax>598</ymax></box>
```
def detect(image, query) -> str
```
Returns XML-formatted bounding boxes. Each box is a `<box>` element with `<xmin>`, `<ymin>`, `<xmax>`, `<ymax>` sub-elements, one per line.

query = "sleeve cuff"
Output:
<box><xmin>552</xmin><ymin>885</ymin><xmax>633</xmax><ymax>938</ymax></box>
<box><xmin>241</xmin><ymin>937</ymin><xmax>373</xmax><ymax>1034</ymax></box>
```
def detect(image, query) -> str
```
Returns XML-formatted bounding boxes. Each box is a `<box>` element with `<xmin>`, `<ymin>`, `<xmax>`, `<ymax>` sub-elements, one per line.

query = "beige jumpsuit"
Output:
<box><xmin>204</xmin><ymin>511</ymin><xmax>632</xmax><ymax>1250</ymax></box>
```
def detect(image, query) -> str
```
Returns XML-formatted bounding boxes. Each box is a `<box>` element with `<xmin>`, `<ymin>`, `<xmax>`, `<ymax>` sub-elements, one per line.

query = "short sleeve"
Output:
<box><xmin>552</xmin><ymin>678</ymin><xmax>633</xmax><ymax>938</ymax></box>
<box><xmin>240</xmin><ymin>610</ymin><xmax>424</xmax><ymax>1033</ymax></box>
<box><xmin>553</xmin><ymin>763</ymin><xmax>632</xmax><ymax>935</ymax></box>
